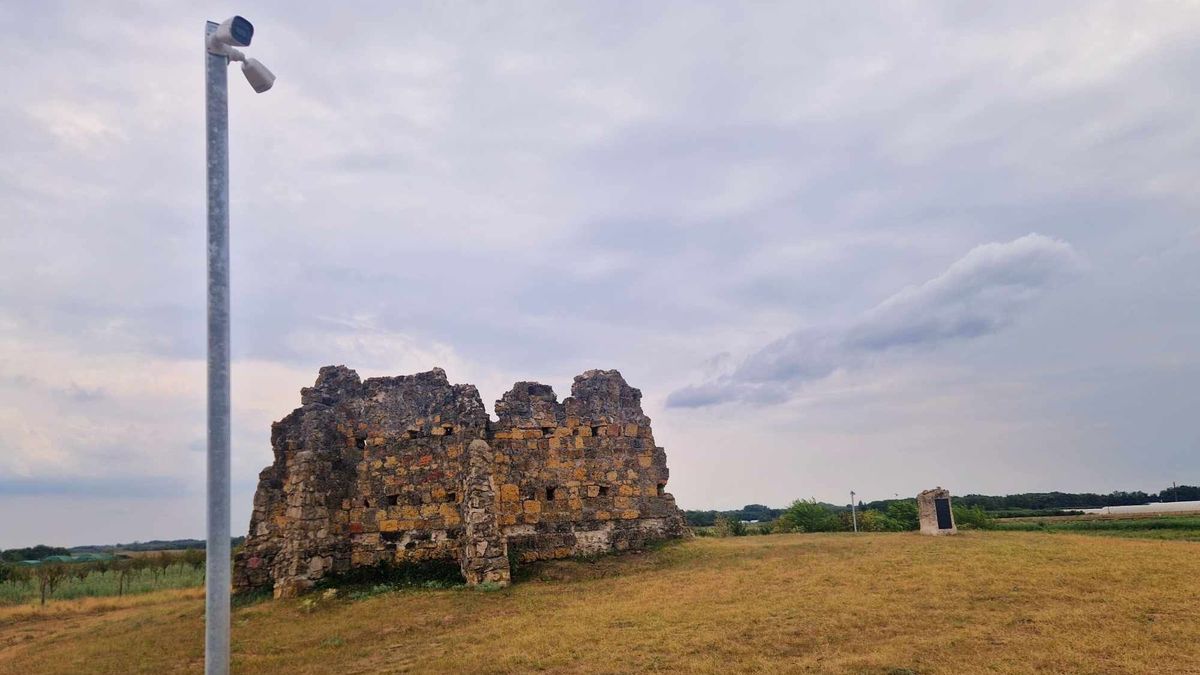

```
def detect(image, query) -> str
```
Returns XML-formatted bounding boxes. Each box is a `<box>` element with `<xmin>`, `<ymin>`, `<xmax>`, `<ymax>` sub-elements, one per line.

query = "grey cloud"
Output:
<box><xmin>1</xmin><ymin>2</ymin><xmax>1198</xmax><ymax>543</ymax></box>
<box><xmin>0</xmin><ymin>476</ymin><xmax>189</xmax><ymax>499</ymax></box>
<box><xmin>668</xmin><ymin>234</ymin><xmax>1081</xmax><ymax>407</ymax></box>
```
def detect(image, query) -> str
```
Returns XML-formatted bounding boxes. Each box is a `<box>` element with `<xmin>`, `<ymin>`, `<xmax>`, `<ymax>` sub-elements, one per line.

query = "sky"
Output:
<box><xmin>1</xmin><ymin>1</ymin><xmax>1198</xmax><ymax>548</ymax></box>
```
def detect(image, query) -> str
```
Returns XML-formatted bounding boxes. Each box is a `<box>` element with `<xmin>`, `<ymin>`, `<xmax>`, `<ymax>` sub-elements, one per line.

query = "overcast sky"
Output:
<box><xmin>2</xmin><ymin>1</ymin><xmax>1198</xmax><ymax>548</ymax></box>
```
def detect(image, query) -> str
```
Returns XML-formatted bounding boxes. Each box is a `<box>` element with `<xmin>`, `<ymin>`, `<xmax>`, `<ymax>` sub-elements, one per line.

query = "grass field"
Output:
<box><xmin>0</xmin><ymin>565</ymin><xmax>204</xmax><ymax>605</ymax></box>
<box><xmin>3</xmin><ymin>531</ymin><xmax>1199</xmax><ymax>674</ymax></box>
<box><xmin>993</xmin><ymin>514</ymin><xmax>1200</xmax><ymax>541</ymax></box>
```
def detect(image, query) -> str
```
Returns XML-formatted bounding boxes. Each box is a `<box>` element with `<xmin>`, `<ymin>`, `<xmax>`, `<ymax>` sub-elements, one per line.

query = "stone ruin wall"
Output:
<box><xmin>234</xmin><ymin>366</ymin><xmax>687</xmax><ymax>597</ymax></box>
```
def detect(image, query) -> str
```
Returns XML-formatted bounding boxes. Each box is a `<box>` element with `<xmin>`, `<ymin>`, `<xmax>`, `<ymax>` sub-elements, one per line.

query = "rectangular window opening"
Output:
<box><xmin>598</xmin><ymin>485</ymin><xmax>609</xmax><ymax>497</ymax></box>
<box><xmin>354</xmin><ymin>437</ymin><xmax>366</xmax><ymax>449</ymax></box>
<box><xmin>386</xmin><ymin>495</ymin><xmax>399</xmax><ymax>506</ymax></box>
<box><xmin>546</xmin><ymin>486</ymin><xmax>557</xmax><ymax>501</ymax></box>
<box><xmin>541</xmin><ymin>426</ymin><xmax>555</xmax><ymax>437</ymax></box>
<box><xmin>590</xmin><ymin>425</ymin><xmax>601</xmax><ymax>437</ymax></box>
<box><xmin>657</xmin><ymin>483</ymin><xmax>666</xmax><ymax>497</ymax></box>
<box><xmin>442</xmin><ymin>425</ymin><xmax>454</xmax><ymax>435</ymax></box>
<box><xmin>445</xmin><ymin>492</ymin><xmax>457</xmax><ymax>503</ymax></box>
<box><xmin>406</xmin><ymin>429</ymin><xmax>422</xmax><ymax>439</ymax></box>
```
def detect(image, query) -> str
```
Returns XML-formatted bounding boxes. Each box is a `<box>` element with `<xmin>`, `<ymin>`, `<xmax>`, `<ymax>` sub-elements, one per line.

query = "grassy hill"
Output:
<box><xmin>2</xmin><ymin>532</ymin><xmax>1199</xmax><ymax>674</ymax></box>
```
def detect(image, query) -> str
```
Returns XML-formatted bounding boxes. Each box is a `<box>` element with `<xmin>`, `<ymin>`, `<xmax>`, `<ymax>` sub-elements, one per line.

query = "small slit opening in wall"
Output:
<box><xmin>598</xmin><ymin>485</ymin><xmax>609</xmax><ymax>497</ymax></box>
<box><xmin>590</xmin><ymin>425</ymin><xmax>601</xmax><ymax>437</ymax></box>
<box><xmin>442</xmin><ymin>425</ymin><xmax>454</xmax><ymax>435</ymax></box>
<box><xmin>657</xmin><ymin>483</ymin><xmax>666</xmax><ymax>496</ymax></box>
<box><xmin>541</xmin><ymin>426</ymin><xmax>554</xmax><ymax>438</ymax></box>
<box><xmin>386</xmin><ymin>495</ymin><xmax>399</xmax><ymax>506</ymax></box>
<box><xmin>546</xmin><ymin>486</ymin><xmax>556</xmax><ymax>501</ymax></box>
<box><xmin>406</xmin><ymin>429</ymin><xmax>421</xmax><ymax>439</ymax></box>
<box><xmin>355</xmin><ymin>437</ymin><xmax>366</xmax><ymax>450</ymax></box>
<box><xmin>362</xmin><ymin>498</ymin><xmax>370</xmax><ymax>508</ymax></box>
<box><xmin>445</xmin><ymin>492</ymin><xmax>456</xmax><ymax>503</ymax></box>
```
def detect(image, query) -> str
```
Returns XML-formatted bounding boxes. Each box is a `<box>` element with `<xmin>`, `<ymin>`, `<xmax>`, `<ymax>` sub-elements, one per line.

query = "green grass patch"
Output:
<box><xmin>994</xmin><ymin>515</ymin><xmax>1200</xmax><ymax>541</ymax></box>
<box><xmin>0</xmin><ymin>564</ymin><xmax>205</xmax><ymax>605</ymax></box>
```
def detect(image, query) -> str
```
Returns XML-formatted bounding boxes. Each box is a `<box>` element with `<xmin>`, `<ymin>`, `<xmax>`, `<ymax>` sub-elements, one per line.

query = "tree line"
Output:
<box><xmin>0</xmin><ymin>550</ymin><xmax>206</xmax><ymax>606</ymax></box>
<box><xmin>688</xmin><ymin>484</ymin><xmax>1198</xmax><ymax>526</ymax></box>
<box><xmin>699</xmin><ymin>498</ymin><xmax>996</xmax><ymax>537</ymax></box>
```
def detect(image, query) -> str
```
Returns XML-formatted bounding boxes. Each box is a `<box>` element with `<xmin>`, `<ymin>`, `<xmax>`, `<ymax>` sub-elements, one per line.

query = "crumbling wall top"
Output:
<box><xmin>565</xmin><ymin>369</ymin><xmax>648</xmax><ymax>425</ymax></box>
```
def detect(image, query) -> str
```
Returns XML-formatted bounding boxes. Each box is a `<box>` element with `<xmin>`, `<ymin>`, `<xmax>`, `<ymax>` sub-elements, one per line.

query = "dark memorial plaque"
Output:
<box><xmin>934</xmin><ymin>498</ymin><xmax>953</xmax><ymax>530</ymax></box>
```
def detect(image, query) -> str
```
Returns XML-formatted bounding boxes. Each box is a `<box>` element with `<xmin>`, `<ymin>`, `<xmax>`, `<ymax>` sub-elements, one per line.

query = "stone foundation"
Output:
<box><xmin>233</xmin><ymin>367</ymin><xmax>687</xmax><ymax>597</ymax></box>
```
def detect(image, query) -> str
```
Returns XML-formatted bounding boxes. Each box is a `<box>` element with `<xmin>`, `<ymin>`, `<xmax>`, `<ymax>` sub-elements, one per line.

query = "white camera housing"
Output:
<box><xmin>212</xmin><ymin>16</ymin><xmax>253</xmax><ymax>48</ymax></box>
<box><xmin>208</xmin><ymin>16</ymin><xmax>275</xmax><ymax>94</ymax></box>
<box><xmin>242</xmin><ymin>58</ymin><xmax>276</xmax><ymax>93</ymax></box>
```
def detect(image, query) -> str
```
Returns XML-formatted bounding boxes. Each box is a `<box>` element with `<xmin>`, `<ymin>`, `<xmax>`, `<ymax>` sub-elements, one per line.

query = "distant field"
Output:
<box><xmin>993</xmin><ymin>513</ymin><xmax>1200</xmax><ymax>541</ymax></box>
<box><xmin>0</xmin><ymin>558</ymin><xmax>203</xmax><ymax>606</ymax></box>
<box><xmin>2</xmin><ymin>532</ymin><xmax>1199</xmax><ymax>674</ymax></box>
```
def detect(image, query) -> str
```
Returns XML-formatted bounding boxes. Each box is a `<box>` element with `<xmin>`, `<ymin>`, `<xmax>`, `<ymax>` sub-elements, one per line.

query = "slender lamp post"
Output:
<box><xmin>850</xmin><ymin>490</ymin><xmax>858</xmax><ymax>533</ymax></box>
<box><xmin>205</xmin><ymin>16</ymin><xmax>274</xmax><ymax>675</ymax></box>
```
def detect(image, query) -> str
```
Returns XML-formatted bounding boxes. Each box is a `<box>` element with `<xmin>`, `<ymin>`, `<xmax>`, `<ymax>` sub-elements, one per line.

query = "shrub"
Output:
<box><xmin>776</xmin><ymin>499</ymin><xmax>842</xmax><ymax>533</ymax></box>
<box><xmin>885</xmin><ymin>500</ymin><xmax>920</xmax><ymax>531</ymax></box>
<box><xmin>713</xmin><ymin>515</ymin><xmax>747</xmax><ymax>537</ymax></box>
<box><xmin>845</xmin><ymin>509</ymin><xmax>898</xmax><ymax>532</ymax></box>
<box><xmin>952</xmin><ymin>504</ymin><xmax>995</xmax><ymax>530</ymax></box>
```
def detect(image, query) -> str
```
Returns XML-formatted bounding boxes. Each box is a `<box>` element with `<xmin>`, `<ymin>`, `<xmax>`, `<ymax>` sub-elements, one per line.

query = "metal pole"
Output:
<box><xmin>850</xmin><ymin>490</ymin><xmax>858</xmax><ymax>533</ymax></box>
<box><xmin>205</xmin><ymin>20</ymin><xmax>231</xmax><ymax>675</ymax></box>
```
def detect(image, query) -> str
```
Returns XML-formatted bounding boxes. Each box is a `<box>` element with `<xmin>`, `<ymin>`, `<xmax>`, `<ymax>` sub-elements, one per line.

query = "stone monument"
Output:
<box><xmin>917</xmin><ymin>487</ymin><xmax>957</xmax><ymax>535</ymax></box>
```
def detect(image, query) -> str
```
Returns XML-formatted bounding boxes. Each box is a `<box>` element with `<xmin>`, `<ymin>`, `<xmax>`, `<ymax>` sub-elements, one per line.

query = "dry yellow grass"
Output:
<box><xmin>2</xmin><ymin>532</ymin><xmax>1199</xmax><ymax>674</ymax></box>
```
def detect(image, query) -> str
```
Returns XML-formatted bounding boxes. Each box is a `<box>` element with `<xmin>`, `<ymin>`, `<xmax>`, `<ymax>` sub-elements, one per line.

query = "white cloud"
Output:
<box><xmin>668</xmin><ymin>234</ymin><xmax>1082</xmax><ymax>407</ymax></box>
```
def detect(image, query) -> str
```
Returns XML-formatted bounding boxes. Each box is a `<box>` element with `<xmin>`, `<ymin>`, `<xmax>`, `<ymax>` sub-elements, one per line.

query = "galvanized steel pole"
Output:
<box><xmin>205</xmin><ymin>19</ymin><xmax>232</xmax><ymax>675</ymax></box>
<box><xmin>850</xmin><ymin>490</ymin><xmax>858</xmax><ymax>533</ymax></box>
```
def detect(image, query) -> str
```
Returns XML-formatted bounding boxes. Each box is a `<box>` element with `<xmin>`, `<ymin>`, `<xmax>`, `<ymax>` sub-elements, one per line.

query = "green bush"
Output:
<box><xmin>844</xmin><ymin>509</ymin><xmax>903</xmax><ymax>532</ymax></box>
<box><xmin>952</xmin><ymin>504</ymin><xmax>995</xmax><ymax>530</ymax></box>
<box><xmin>776</xmin><ymin>499</ymin><xmax>842</xmax><ymax>533</ymax></box>
<box><xmin>713</xmin><ymin>515</ymin><xmax>747</xmax><ymax>537</ymax></box>
<box><xmin>885</xmin><ymin>500</ymin><xmax>920</xmax><ymax>530</ymax></box>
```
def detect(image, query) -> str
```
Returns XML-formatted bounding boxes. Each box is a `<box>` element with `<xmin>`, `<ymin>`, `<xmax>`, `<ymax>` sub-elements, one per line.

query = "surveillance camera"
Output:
<box><xmin>242</xmin><ymin>58</ymin><xmax>275</xmax><ymax>93</ymax></box>
<box><xmin>213</xmin><ymin>16</ymin><xmax>254</xmax><ymax>48</ymax></box>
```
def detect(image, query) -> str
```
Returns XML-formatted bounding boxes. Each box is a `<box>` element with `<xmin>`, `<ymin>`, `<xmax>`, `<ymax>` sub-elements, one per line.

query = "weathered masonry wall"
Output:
<box><xmin>234</xmin><ymin>366</ymin><xmax>687</xmax><ymax>597</ymax></box>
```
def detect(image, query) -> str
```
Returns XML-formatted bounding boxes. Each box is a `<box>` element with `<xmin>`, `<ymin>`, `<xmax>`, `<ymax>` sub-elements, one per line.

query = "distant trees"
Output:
<box><xmin>713</xmin><ymin>515</ymin><xmax>747</xmax><ymax>537</ymax></box>
<box><xmin>182</xmin><ymin>549</ymin><xmax>206</xmax><ymax>575</ymax></box>
<box><xmin>1161</xmin><ymin>485</ymin><xmax>1200</xmax><ymax>502</ymax></box>
<box><xmin>0</xmin><ymin>550</ymin><xmax>212</xmax><ymax>605</ymax></box>
<box><xmin>0</xmin><ymin>545</ymin><xmax>70</xmax><ymax>562</ymax></box>
<box><xmin>775</xmin><ymin>499</ymin><xmax>842</xmax><ymax>533</ymax></box>
<box><xmin>33</xmin><ymin>564</ymin><xmax>68</xmax><ymax>606</ymax></box>
<box><xmin>884</xmin><ymin>501</ymin><xmax>919</xmax><ymax>531</ymax></box>
<box><xmin>696</xmin><ymin>497</ymin><xmax>999</xmax><ymax>535</ymax></box>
